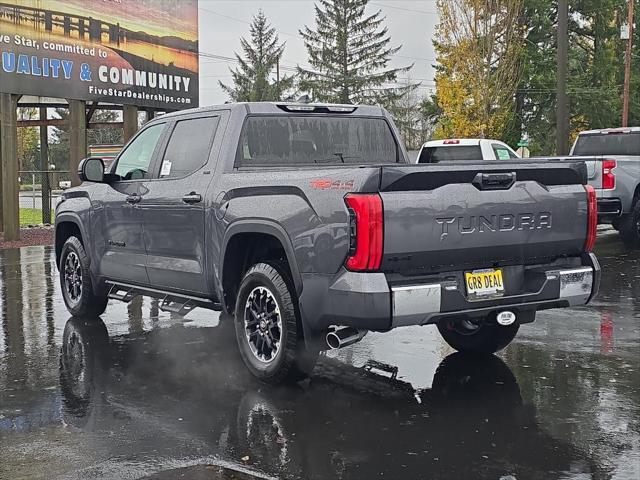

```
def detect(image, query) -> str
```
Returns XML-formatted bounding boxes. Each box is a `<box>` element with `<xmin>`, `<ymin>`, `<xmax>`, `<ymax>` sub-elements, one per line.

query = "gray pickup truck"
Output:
<box><xmin>569</xmin><ymin>127</ymin><xmax>640</xmax><ymax>247</ymax></box>
<box><xmin>55</xmin><ymin>102</ymin><xmax>600</xmax><ymax>383</ymax></box>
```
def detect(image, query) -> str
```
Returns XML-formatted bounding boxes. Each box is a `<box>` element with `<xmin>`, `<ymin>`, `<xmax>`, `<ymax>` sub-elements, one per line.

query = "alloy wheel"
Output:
<box><xmin>244</xmin><ymin>286</ymin><xmax>283</xmax><ymax>363</ymax></box>
<box><xmin>64</xmin><ymin>251</ymin><xmax>82</xmax><ymax>305</ymax></box>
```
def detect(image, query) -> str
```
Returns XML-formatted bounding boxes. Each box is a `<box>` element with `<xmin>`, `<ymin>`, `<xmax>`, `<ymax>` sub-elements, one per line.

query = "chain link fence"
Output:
<box><xmin>18</xmin><ymin>170</ymin><xmax>71</xmax><ymax>225</ymax></box>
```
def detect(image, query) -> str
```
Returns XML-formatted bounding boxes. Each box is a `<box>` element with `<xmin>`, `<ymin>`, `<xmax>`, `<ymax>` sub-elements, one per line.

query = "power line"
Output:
<box><xmin>199</xmin><ymin>51</ymin><xmax>436</xmax><ymax>84</ymax></box>
<box><xmin>369</xmin><ymin>1</ymin><xmax>438</xmax><ymax>15</ymax></box>
<box><xmin>199</xmin><ymin>7</ymin><xmax>436</xmax><ymax>65</ymax></box>
<box><xmin>199</xmin><ymin>6</ymin><xmax>299</xmax><ymax>38</ymax></box>
<box><xmin>575</xmin><ymin>0</ymin><xmax>628</xmax><ymax>15</ymax></box>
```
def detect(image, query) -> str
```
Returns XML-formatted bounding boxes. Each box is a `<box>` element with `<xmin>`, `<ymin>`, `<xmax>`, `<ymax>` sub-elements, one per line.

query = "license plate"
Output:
<box><xmin>465</xmin><ymin>269</ymin><xmax>505</xmax><ymax>297</ymax></box>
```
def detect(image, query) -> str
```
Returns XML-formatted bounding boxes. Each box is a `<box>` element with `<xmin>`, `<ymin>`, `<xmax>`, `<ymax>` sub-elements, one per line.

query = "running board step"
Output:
<box><xmin>105</xmin><ymin>281</ymin><xmax>222</xmax><ymax>315</ymax></box>
<box><xmin>160</xmin><ymin>297</ymin><xmax>197</xmax><ymax>316</ymax></box>
<box><xmin>108</xmin><ymin>284</ymin><xmax>135</xmax><ymax>302</ymax></box>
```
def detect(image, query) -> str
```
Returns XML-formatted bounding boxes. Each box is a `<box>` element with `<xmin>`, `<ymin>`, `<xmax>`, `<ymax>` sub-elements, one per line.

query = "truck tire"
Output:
<box><xmin>437</xmin><ymin>318</ymin><xmax>519</xmax><ymax>354</ymax></box>
<box><xmin>611</xmin><ymin>217</ymin><xmax>622</xmax><ymax>231</ymax></box>
<box><xmin>59</xmin><ymin>236</ymin><xmax>108</xmax><ymax>317</ymax></box>
<box><xmin>619</xmin><ymin>201</ymin><xmax>640</xmax><ymax>248</ymax></box>
<box><xmin>234</xmin><ymin>262</ymin><xmax>318</xmax><ymax>384</ymax></box>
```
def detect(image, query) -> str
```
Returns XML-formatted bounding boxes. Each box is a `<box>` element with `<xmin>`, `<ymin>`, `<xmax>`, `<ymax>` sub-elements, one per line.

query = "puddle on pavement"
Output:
<box><xmin>0</xmin><ymin>235</ymin><xmax>638</xmax><ymax>479</ymax></box>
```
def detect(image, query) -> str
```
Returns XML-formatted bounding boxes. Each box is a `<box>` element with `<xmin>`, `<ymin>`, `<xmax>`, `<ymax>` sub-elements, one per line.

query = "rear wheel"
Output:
<box><xmin>437</xmin><ymin>317</ymin><xmax>519</xmax><ymax>354</ymax></box>
<box><xmin>234</xmin><ymin>262</ymin><xmax>318</xmax><ymax>384</ymax></box>
<box><xmin>59</xmin><ymin>236</ymin><xmax>108</xmax><ymax>317</ymax></box>
<box><xmin>619</xmin><ymin>201</ymin><xmax>640</xmax><ymax>248</ymax></box>
<box><xmin>611</xmin><ymin>217</ymin><xmax>622</xmax><ymax>231</ymax></box>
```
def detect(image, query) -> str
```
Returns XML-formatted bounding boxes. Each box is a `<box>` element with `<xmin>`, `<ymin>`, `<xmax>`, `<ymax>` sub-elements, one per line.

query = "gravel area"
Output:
<box><xmin>0</xmin><ymin>227</ymin><xmax>54</xmax><ymax>250</ymax></box>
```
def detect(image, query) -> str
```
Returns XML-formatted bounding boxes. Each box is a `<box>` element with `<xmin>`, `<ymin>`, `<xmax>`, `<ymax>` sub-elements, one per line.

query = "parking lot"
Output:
<box><xmin>0</xmin><ymin>229</ymin><xmax>638</xmax><ymax>480</ymax></box>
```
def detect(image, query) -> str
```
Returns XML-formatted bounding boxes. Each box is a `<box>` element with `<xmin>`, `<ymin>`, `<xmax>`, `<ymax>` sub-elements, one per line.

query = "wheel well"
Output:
<box><xmin>222</xmin><ymin>233</ymin><xmax>292</xmax><ymax>313</ymax></box>
<box><xmin>633</xmin><ymin>184</ymin><xmax>640</xmax><ymax>206</ymax></box>
<box><xmin>55</xmin><ymin>222</ymin><xmax>83</xmax><ymax>267</ymax></box>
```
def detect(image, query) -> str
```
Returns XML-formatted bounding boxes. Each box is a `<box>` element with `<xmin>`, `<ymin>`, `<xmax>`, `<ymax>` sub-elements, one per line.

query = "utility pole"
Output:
<box><xmin>557</xmin><ymin>0</ymin><xmax>569</xmax><ymax>155</ymax></box>
<box><xmin>276</xmin><ymin>58</ymin><xmax>280</xmax><ymax>99</ymax></box>
<box><xmin>622</xmin><ymin>0</ymin><xmax>635</xmax><ymax>127</ymax></box>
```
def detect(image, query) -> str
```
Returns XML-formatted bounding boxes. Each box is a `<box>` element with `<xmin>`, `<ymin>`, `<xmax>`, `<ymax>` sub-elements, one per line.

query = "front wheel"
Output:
<box><xmin>59</xmin><ymin>236</ymin><xmax>108</xmax><ymax>317</ymax></box>
<box><xmin>437</xmin><ymin>317</ymin><xmax>519</xmax><ymax>354</ymax></box>
<box><xmin>234</xmin><ymin>262</ymin><xmax>318</xmax><ymax>384</ymax></box>
<box><xmin>619</xmin><ymin>201</ymin><xmax>640</xmax><ymax>248</ymax></box>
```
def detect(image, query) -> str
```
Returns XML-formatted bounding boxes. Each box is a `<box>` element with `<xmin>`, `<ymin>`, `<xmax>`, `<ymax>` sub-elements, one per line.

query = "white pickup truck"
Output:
<box><xmin>569</xmin><ymin>127</ymin><xmax>640</xmax><ymax>247</ymax></box>
<box><xmin>416</xmin><ymin>139</ymin><xmax>520</xmax><ymax>163</ymax></box>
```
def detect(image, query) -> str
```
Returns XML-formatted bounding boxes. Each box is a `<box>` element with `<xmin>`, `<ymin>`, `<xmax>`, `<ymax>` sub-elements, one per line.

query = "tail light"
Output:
<box><xmin>584</xmin><ymin>185</ymin><xmax>597</xmax><ymax>252</ymax></box>
<box><xmin>344</xmin><ymin>193</ymin><xmax>384</xmax><ymax>271</ymax></box>
<box><xmin>602</xmin><ymin>159</ymin><xmax>616</xmax><ymax>190</ymax></box>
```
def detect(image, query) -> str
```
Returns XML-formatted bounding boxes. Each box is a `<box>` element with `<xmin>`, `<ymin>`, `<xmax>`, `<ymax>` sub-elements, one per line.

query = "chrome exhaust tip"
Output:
<box><xmin>326</xmin><ymin>326</ymin><xmax>367</xmax><ymax>350</ymax></box>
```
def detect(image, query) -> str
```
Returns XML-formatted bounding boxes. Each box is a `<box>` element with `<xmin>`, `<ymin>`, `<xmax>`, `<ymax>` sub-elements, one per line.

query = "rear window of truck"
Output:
<box><xmin>236</xmin><ymin>116</ymin><xmax>399</xmax><ymax>166</ymax></box>
<box><xmin>418</xmin><ymin>146</ymin><xmax>482</xmax><ymax>163</ymax></box>
<box><xmin>573</xmin><ymin>132</ymin><xmax>640</xmax><ymax>156</ymax></box>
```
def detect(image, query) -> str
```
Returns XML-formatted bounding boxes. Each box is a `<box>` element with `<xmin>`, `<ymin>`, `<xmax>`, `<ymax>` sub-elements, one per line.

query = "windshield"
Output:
<box><xmin>418</xmin><ymin>145</ymin><xmax>482</xmax><ymax>163</ymax></box>
<box><xmin>237</xmin><ymin>116</ymin><xmax>399</xmax><ymax>166</ymax></box>
<box><xmin>573</xmin><ymin>132</ymin><xmax>640</xmax><ymax>156</ymax></box>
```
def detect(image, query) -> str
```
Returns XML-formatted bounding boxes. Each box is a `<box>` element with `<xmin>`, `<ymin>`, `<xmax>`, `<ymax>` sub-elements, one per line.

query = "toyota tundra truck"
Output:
<box><xmin>55</xmin><ymin>102</ymin><xmax>600</xmax><ymax>383</ymax></box>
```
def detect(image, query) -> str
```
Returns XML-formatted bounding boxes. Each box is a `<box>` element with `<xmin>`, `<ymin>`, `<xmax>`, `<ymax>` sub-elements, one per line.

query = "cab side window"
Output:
<box><xmin>159</xmin><ymin>116</ymin><xmax>219</xmax><ymax>179</ymax></box>
<box><xmin>114</xmin><ymin>123</ymin><xmax>165</xmax><ymax>180</ymax></box>
<box><xmin>492</xmin><ymin>143</ymin><xmax>517</xmax><ymax>160</ymax></box>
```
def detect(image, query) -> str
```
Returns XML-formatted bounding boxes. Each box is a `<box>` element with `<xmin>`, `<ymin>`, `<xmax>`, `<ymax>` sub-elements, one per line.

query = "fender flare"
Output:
<box><xmin>221</xmin><ymin>220</ymin><xmax>303</xmax><ymax>296</ymax></box>
<box><xmin>54</xmin><ymin>212</ymin><xmax>91</xmax><ymax>263</ymax></box>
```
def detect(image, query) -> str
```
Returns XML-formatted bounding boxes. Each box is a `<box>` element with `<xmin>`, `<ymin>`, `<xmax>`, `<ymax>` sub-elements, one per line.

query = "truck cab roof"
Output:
<box><xmin>421</xmin><ymin>139</ymin><xmax>484</xmax><ymax>147</ymax></box>
<box><xmin>161</xmin><ymin>102</ymin><xmax>387</xmax><ymax>118</ymax></box>
<box><xmin>577</xmin><ymin>127</ymin><xmax>640</xmax><ymax>136</ymax></box>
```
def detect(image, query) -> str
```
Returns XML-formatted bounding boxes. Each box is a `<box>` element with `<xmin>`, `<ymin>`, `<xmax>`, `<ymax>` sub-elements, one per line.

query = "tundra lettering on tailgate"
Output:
<box><xmin>436</xmin><ymin>212</ymin><xmax>552</xmax><ymax>240</ymax></box>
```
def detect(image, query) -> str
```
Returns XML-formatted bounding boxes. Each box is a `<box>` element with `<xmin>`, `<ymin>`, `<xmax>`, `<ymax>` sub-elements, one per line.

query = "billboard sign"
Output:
<box><xmin>0</xmin><ymin>0</ymin><xmax>199</xmax><ymax>110</ymax></box>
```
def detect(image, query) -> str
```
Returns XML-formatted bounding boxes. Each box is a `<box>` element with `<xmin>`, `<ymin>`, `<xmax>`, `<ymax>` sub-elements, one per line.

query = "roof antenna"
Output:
<box><xmin>297</xmin><ymin>94</ymin><xmax>311</xmax><ymax>104</ymax></box>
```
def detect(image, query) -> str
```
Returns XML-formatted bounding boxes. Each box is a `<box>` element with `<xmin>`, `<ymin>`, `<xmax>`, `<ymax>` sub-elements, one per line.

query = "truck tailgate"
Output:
<box><xmin>379</xmin><ymin>162</ymin><xmax>589</xmax><ymax>275</ymax></box>
<box><xmin>531</xmin><ymin>155</ymin><xmax>600</xmax><ymax>186</ymax></box>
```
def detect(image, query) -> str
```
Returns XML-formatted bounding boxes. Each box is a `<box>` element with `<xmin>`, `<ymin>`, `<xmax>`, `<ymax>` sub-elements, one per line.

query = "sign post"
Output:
<box><xmin>516</xmin><ymin>140</ymin><xmax>530</xmax><ymax>158</ymax></box>
<box><xmin>1</xmin><ymin>93</ymin><xmax>19</xmax><ymax>240</ymax></box>
<box><xmin>68</xmin><ymin>99</ymin><xmax>86</xmax><ymax>187</ymax></box>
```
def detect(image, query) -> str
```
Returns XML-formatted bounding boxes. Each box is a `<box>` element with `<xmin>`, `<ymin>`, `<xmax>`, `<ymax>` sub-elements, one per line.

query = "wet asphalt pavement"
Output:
<box><xmin>0</xmin><ymin>230</ymin><xmax>638</xmax><ymax>480</ymax></box>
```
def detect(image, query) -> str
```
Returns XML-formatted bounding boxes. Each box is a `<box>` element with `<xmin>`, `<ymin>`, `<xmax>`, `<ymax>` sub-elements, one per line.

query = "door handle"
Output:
<box><xmin>126</xmin><ymin>193</ymin><xmax>141</xmax><ymax>204</ymax></box>
<box><xmin>182</xmin><ymin>192</ymin><xmax>202</xmax><ymax>204</ymax></box>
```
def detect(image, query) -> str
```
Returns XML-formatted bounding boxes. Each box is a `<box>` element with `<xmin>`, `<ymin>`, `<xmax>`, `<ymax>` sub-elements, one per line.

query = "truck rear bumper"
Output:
<box><xmin>299</xmin><ymin>254</ymin><xmax>600</xmax><ymax>332</ymax></box>
<box><xmin>597</xmin><ymin>197</ymin><xmax>622</xmax><ymax>221</ymax></box>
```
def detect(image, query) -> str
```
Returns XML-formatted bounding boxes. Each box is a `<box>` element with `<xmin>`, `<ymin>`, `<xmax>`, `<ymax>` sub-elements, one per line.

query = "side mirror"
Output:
<box><xmin>79</xmin><ymin>157</ymin><xmax>105</xmax><ymax>183</ymax></box>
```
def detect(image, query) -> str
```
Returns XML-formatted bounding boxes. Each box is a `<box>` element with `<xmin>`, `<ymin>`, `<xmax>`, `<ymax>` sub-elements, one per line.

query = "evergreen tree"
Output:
<box><xmin>516</xmin><ymin>0</ymin><xmax>638</xmax><ymax>155</ymax></box>
<box><xmin>220</xmin><ymin>10</ymin><xmax>293</xmax><ymax>102</ymax></box>
<box><xmin>298</xmin><ymin>0</ymin><xmax>411</xmax><ymax>104</ymax></box>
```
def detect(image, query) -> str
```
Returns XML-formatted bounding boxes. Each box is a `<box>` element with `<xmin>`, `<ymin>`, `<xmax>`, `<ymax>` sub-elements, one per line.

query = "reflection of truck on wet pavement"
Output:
<box><xmin>56</xmin><ymin>316</ymin><xmax>605</xmax><ymax>479</ymax></box>
<box><xmin>55</xmin><ymin>102</ymin><xmax>600</xmax><ymax>383</ymax></box>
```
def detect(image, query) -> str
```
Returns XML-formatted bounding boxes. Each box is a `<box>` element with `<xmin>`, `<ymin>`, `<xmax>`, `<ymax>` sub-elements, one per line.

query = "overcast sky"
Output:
<box><xmin>197</xmin><ymin>0</ymin><xmax>439</xmax><ymax>106</ymax></box>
